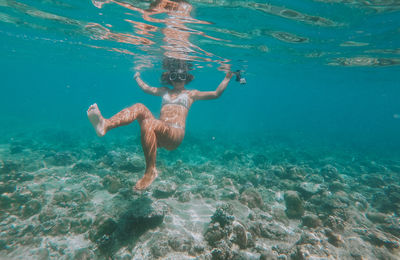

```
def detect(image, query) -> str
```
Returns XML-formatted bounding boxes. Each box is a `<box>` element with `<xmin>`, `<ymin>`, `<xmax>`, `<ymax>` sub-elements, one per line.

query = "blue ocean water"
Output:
<box><xmin>1</xmin><ymin>1</ymin><xmax>400</xmax><ymax>144</ymax></box>
<box><xmin>1</xmin><ymin>0</ymin><xmax>399</xmax><ymax>151</ymax></box>
<box><xmin>1</xmin><ymin>0</ymin><xmax>400</xmax><ymax>258</ymax></box>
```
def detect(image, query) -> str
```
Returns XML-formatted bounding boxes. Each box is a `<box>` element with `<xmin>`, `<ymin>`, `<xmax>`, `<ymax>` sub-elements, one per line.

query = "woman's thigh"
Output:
<box><xmin>153</xmin><ymin>120</ymin><xmax>185</xmax><ymax>150</ymax></box>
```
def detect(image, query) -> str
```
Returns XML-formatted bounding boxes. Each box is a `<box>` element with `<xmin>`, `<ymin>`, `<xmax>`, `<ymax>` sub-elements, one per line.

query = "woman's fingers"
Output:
<box><xmin>134</xmin><ymin>71</ymin><xmax>140</xmax><ymax>79</ymax></box>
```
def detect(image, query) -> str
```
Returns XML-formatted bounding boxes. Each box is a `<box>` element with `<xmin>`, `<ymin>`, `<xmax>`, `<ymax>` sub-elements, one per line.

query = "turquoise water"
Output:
<box><xmin>1</xmin><ymin>0</ymin><xmax>400</xmax><ymax>259</ymax></box>
<box><xmin>1</xmin><ymin>0</ymin><xmax>399</xmax><ymax>146</ymax></box>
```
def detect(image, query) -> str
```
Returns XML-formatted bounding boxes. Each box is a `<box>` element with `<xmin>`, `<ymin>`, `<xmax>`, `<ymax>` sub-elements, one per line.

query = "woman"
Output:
<box><xmin>87</xmin><ymin>59</ymin><xmax>233</xmax><ymax>190</ymax></box>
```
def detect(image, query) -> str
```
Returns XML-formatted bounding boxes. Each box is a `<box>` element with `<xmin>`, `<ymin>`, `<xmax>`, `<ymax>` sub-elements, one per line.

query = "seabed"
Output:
<box><xmin>0</xmin><ymin>128</ymin><xmax>399</xmax><ymax>259</ymax></box>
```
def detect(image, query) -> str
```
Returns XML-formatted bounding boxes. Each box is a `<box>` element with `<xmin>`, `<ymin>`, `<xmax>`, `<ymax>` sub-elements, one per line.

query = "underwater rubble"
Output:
<box><xmin>0</xmin><ymin>129</ymin><xmax>399</xmax><ymax>259</ymax></box>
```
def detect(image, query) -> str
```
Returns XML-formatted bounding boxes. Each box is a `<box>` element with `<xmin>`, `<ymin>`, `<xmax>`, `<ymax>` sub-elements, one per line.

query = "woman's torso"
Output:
<box><xmin>159</xmin><ymin>90</ymin><xmax>194</xmax><ymax>129</ymax></box>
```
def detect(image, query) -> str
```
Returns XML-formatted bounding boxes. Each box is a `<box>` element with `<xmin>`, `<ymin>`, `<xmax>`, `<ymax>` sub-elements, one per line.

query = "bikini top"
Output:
<box><xmin>162</xmin><ymin>91</ymin><xmax>190</xmax><ymax>109</ymax></box>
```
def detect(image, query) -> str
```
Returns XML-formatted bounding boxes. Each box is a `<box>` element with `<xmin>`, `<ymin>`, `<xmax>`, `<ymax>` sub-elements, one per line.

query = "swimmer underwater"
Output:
<box><xmin>87</xmin><ymin>58</ymin><xmax>241</xmax><ymax>190</ymax></box>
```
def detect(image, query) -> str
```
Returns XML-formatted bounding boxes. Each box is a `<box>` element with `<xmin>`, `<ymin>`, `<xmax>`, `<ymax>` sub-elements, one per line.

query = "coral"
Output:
<box><xmin>211</xmin><ymin>204</ymin><xmax>235</xmax><ymax>228</ymax></box>
<box><xmin>284</xmin><ymin>191</ymin><xmax>304</xmax><ymax>219</ymax></box>
<box><xmin>301</xmin><ymin>214</ymin><xmax>322</xmax><ymax>228</ymax></box>
<box><xmin>152</xmin><ymin>181</ymin><xmax>177</xmax><ymax>198</ymax></box>
<box><xmin>239</xmin><ymin>188</ymin><xmax>264</xmax><ymax>209</ymax></box>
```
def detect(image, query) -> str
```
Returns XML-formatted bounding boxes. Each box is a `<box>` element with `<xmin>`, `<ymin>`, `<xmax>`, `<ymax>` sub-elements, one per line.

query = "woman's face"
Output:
<box><xmin>172</xmin><ymin>80</ymin><xmax>185</xmax><ymax>90</ymax></box>
<box><xmin>169</xmin><ymin>69</ymin><xmax>187</xmax><ymax>89</ymax></box>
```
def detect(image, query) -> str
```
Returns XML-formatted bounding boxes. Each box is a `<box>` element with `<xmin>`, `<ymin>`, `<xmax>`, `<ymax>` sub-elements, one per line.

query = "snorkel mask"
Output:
<box><xmin>169</xmin><ymin>69</ymin><xmax>187</xmax><ymax>82</ymax></box>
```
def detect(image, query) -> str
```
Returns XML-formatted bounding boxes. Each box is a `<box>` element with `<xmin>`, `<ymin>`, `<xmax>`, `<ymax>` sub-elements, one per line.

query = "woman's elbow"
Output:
<box><xmin>206</xmin><ymin>92</ymin><xmax>220</xmax><ymax>100</ymax></box>
<box><xmin>143</xmin><ymin>88</ymin><xmax>153</xmax><ymax>95</ymax></box>
<box><xmin>215</xmin><ymin>91</ymin><xmax>223</xmax><ymax>98</ymax></box>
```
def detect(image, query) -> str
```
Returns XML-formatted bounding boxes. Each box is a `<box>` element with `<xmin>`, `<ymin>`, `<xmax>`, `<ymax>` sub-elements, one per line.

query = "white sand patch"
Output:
<box><xmin>90</xmin><ymin>189</ymin><xmax>117</xmax><ymax>216</ymax></box>
<box><xmin>92</xmin><ymin>190</ymin><xmax>115</xmax><ymax>207</ymax></box>
<box><xmin>275</xmin><ymin>191</ymin><xmax>284</xmax><ymax>202</ymax></box>
<box><xmin>41</xmin><ymin>234</ymin><xmax>91</xmax><ymax>254</ymax></box>
<box><xmin>160</xmin><ymin>198</ymin><xmax>216</xmax><ymax>242</ymax></box>
<box><xmin>0</xmin><ymin>245</ymin><xmax>35</xmax><ymax>260</ymax></box>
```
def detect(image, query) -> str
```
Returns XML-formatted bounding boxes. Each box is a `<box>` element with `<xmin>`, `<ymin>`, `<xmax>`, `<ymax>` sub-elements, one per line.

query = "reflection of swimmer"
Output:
<box><xmin>145</xmin><ymin>0</ymin><xmax>215</xmax><ymax>60</ymax></box>
<box><xmin>92</xmin><ymin>0</ymin><xmax>221</xmax><ymax>62</ymax></box>
<box><xmin>87</xmin><ymin>58</ymin><xmax>233</xmax><ymax>190</ymax></box>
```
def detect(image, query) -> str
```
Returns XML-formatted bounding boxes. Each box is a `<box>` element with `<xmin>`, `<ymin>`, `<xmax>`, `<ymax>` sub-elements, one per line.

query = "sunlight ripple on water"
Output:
<box><xmin>0</xmin><ymin>0</ymin><xmax>399</xmax><ymax>69</ymax></box>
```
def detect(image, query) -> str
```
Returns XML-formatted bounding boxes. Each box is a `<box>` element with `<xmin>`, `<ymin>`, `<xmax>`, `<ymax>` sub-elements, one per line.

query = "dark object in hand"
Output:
<box><xmin>234</xmin><ymin>70</ymin><xmax>246</xmax><ymax>85</ymax></box>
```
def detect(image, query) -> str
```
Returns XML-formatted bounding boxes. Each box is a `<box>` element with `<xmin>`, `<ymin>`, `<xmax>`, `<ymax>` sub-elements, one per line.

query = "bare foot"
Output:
<box><xmin>87</xmin><ymin>103</ymin><xmax>106</xmax><ymax>137</ymax></box>
<box><xmin>135</xmin><ymin>168</ymin><xmax>158</xmax><ymax>190</ymax></box>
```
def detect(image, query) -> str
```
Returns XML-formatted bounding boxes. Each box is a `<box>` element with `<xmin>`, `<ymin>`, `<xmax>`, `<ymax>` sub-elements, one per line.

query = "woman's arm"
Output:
<box><xmin>192</xmin><ymin>72</ymin><xmax>233</xmax><ymax>101</ymax></box>
<box><xmin>134</xmin><ymin>72</ymin><xmax>168</xmax><ymax>96</ymax></box>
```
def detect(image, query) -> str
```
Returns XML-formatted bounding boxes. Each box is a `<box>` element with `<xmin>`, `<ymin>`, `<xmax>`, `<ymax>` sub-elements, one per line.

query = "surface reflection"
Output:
<box><xmin>91</xmin><ymin>0</ymin><xmax>228</xmax><ymax>66</ymax></box>
<box><xmin>0</xmin><ymin>0</ymin><xmax>398</xmax><ymax>68</ymax></box>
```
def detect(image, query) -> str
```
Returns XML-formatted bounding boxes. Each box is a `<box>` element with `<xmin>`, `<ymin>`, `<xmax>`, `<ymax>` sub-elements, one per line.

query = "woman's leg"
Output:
<box><xmin>87</xmin><ymin>103</ymin><xmax>184</xmax><ymax>190</ymax></box>
<box><xmin>135</xmin><ymin>119</ymin><xmax>185</xmax><ymax>190</ymax></box>
<box><xmin>135</xmin><ymin>118</ymin><xmax>158</xmax><ymax>190</ymax></box>
<box><xmin>87</xmin><ymin>103</ymin><xmax>152</xmax><ymax>136</ymax></box>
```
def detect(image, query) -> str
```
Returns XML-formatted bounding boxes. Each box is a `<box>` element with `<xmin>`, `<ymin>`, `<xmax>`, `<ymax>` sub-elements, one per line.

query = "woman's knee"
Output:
<box><xmin>129</xmin><ymin>103</ymin><xmax>146</xmax><ymax>112</ymax></box>
<box><xmin>130</xmin><ymin>103</ymin><xmax>152</xmax><ymax>121</ymax></box>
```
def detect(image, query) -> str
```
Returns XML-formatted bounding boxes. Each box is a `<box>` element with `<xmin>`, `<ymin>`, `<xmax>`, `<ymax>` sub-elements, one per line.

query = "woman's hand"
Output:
<box><xmin>226</xmin><ymin>71</ymin><xmax>233</xmax><ymax>79</ymax></box>
<box><xmin>134</xmin><ymin>71</ymin><xmax>141</xmax><ymax>80</ymax></box>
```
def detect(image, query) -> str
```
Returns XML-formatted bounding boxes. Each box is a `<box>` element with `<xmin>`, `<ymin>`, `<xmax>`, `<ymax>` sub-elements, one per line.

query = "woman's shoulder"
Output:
<box><xmin>186</xmin><ymin>89</ymin><xmax>199</xmax><ymax>96</ymax></box>
<box><xmin>159</xmin><ymin>87</ymin><xmax>170</xmax><ymax>94</ymax></box>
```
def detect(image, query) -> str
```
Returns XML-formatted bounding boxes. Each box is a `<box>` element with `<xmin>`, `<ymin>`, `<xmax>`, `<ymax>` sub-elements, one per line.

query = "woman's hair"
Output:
<box><xmin>149</xmin><ymin>0</ymin><xmax>189</xmax><ymax>11</ymax></box>
<box><xmin>161</xmin><ymin>57</ymin><xmax>194</xmax><ymax>85</ymax></box>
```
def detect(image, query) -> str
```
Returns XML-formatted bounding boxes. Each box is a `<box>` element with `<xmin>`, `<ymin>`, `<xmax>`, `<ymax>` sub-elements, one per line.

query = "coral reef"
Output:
<box><xmin>0</xmin><ymin>129</ymin><xmax>399</xmax><ymax>259</ymax></box>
